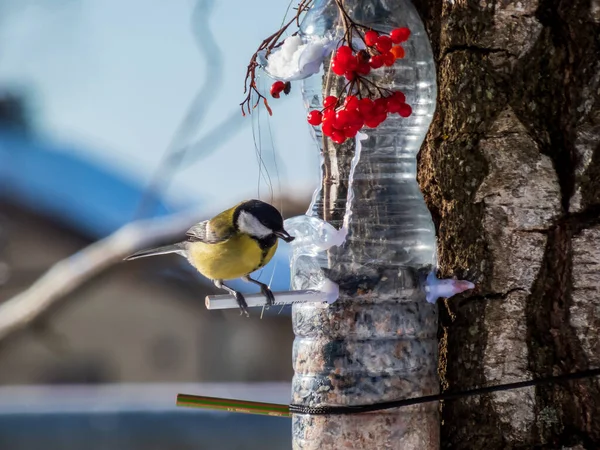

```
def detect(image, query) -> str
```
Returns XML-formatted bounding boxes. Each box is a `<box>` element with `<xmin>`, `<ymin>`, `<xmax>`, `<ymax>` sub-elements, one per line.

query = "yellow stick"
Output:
<box><xmin>176</xmin><ymin>393</ymin><xmax>291</xmax><ymax>418</ymax></box>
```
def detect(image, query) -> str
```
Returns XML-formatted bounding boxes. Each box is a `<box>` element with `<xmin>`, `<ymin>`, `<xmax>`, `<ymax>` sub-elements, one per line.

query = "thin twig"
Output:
<box><xmin>359</xmin><ymin>76</ymin><xmax>393</xmax><ymax>96</ymax></box>
<box><xmin>240</xmin><ymin>0</ymin><xmax>314</xmax><ymax>116</ymax></box>
<box><xmin>242</xmin><ymin>0</ymin><xmax>403</xmax><ymax>118</ymax></box>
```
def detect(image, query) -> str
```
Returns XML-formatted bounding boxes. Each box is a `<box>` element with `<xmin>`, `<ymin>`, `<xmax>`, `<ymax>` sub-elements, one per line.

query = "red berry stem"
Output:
<box><xmin>241</xmin><ymin>0</ymin><xmax>315</xmax><ymax>116</ymax></box>
<box><xmin>359</xmin><ymin>76</ymin><xmax>394</xmax><ymax>96</ymax></box>
<box><xmin>333</xmin><ymin>0</ymin><xmax>385</xmax><ymax>35</ymax></box>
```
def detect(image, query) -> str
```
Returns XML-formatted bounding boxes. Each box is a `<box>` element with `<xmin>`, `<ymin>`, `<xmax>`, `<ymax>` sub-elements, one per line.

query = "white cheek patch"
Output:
<box><xmin>238</xmin><ymin>211</ymin><xmax>273</xmax><ymax>238</ymax></box>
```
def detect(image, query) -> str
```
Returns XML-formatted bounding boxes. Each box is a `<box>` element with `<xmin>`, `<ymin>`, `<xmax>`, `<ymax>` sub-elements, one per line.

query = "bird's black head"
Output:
<box><xmin>234</xmin><ymin>199</ymin><xmax>295</xmax><ymax>242</ymax></box>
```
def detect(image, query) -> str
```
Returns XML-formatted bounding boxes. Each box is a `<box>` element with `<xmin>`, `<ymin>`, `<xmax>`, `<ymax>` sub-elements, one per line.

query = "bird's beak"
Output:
<box><xmin>275</xmin><ymin>230</ymin><xmax>295</xmax><ymax>242</ymax></box>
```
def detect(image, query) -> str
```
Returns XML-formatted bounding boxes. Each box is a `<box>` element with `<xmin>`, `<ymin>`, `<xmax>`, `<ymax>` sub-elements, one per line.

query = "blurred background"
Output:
<box><xmin>0</xmin><ymin>0</ymin><xmax>320</xmax><ymax>448</ymax></box>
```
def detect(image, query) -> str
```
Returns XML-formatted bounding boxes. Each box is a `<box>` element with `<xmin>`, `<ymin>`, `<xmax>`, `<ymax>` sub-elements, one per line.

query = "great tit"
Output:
<box><xmin>125</xmin><ymin>199</ymin><xmax>295</xmax><ymax>315</ymax></box>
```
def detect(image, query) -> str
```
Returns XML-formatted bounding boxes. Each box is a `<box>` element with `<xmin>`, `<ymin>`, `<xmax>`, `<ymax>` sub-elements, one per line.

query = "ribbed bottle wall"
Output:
<box><xmin>291</xmin><ymin>0</ymin><xmax>440</xmax><ymax>448</ymax></box>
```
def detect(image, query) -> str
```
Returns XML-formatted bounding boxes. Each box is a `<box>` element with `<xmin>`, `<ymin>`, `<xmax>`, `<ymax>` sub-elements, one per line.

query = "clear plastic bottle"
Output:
<box><xmin>299</xmin><ymin>0</ymin><xmax>437</xmax><ymax>270</ymax></box>
<box><xmin>288</xmin><ymin>0</ymin><xmax>440</xmax><ymax>448</ymax></box>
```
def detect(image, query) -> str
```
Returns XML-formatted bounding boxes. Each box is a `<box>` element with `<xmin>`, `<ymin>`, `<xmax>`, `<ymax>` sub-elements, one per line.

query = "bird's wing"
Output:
<box><xmin>185</xmin><ymin>218</ymin><xmax>233</xmax><ymax>244</ymax></box>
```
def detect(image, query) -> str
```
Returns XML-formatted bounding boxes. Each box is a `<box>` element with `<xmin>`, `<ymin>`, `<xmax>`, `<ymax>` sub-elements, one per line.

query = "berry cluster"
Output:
<box><xmin>331</xmin><ymin>27</ymin><xmax>410</xmax><ymax>80</ymax></box>
<box><xmin>306</xmin><ymin>27</ymin><xmax>413</xmax><ymax>144</ymax></box>
<box><xmin>307</xmin><ymin>91</ymin><xmax>411</xmax><ymax>144</ymax></box>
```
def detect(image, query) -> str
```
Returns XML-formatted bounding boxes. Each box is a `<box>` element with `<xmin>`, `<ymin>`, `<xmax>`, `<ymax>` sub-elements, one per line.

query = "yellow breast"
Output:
<box><xmin>187</xmin><ymin>234</ymin><xmax>278</xmax><ymax>281</ymax></box>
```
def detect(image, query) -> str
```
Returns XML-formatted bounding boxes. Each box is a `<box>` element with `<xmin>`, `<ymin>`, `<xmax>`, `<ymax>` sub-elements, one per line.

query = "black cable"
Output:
<box><xmin>288</xmin><ymin>367</ymin><xmax>600</xmax><ymax>415</ymax></box>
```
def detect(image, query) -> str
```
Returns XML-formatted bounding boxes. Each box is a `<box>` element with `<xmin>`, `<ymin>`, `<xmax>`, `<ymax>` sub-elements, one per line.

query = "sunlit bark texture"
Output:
<box><xmin>416</xmin><ymin>0</ymin><xmax>600</xmax><ymax>448</ymax></box>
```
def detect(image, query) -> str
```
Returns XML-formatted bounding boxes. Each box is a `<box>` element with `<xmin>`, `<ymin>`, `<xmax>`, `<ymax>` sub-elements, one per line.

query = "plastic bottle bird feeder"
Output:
<box><xmin>202</xmin><ymin>1</ymin><xmax>475</xmax><ymax>449</ymax></box>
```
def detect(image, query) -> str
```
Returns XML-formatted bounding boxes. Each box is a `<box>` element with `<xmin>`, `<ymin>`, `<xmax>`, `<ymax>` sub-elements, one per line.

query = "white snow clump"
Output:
<box><xmin>263</xmin><ymin>35</ymin><xmax>335</xmax><ymax>81</ymax></box>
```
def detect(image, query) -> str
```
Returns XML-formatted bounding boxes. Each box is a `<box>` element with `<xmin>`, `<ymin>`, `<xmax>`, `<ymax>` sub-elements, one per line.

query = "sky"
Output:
<box><xmin>0</xmin><ymin>0</ymin><xmax>321</xmax><ymax>214</ymax></box>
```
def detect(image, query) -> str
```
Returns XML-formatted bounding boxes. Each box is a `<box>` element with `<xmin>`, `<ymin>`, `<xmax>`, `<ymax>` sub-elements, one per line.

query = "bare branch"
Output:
<box><xmin>135</xmin><ymin>0</ymin><xmax>238</xmax><ymax>219</ymax></box>
<box><xmin>0</xmin><ymin>209</ymin><xmax>204</xmax><ymax>344</ymax></box>
<box><xmin>240</xmin><ymin>0</ymin><xmax>400</xmax><ymax>118</ymax></box>
<box><xmin>240</xmin><ymin>0</ymin><xmax>313</xmax><ymax>116</ymax></box>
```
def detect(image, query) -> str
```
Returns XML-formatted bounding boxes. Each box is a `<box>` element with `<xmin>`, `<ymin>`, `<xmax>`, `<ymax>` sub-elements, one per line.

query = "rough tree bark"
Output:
<box><xmin>414</xmin><ymin>0</ymin><xmax>600</xmax><ymax>448</ymax></box>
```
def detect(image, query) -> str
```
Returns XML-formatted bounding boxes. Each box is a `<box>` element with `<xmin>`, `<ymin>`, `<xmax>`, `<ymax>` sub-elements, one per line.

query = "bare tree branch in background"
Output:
<box><xmin>135</xmin><ymin>0</ymin><xmax>247</xmax><ymax>218</ymax></box>
<box><xmin>0</xmin><ymin>0</ymin><xmax>272</xmax><ymax>344</ymax></box>
<box><xmin>0</xmin><ymin>209</ymin><xmax>204</xmax><ymax>343</ymax></box>
<box><xmin>179</xmin><ymin>111</ymin><xmax>247</xmax><ymax>170</ymax></box>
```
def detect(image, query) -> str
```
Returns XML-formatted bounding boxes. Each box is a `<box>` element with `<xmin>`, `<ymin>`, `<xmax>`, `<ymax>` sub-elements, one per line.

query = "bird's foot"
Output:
<box><xmin>261</xmin><ymin>286</ymin><xmax>275</xmax><ymax>308</ymax></box>
<box><xmin>235</xmin><ymin>292</ymin><xmax>249</xmax><ymax>317</ymax></box>
<box><xmin>214</xmin><ymin>280</ymin><xmax>250</xmax><ymax>317</ymax></box>
<box><xmin>241</xmin><ymin>275</ymin><xmax>274</xmax><ymax>309</ymax></box>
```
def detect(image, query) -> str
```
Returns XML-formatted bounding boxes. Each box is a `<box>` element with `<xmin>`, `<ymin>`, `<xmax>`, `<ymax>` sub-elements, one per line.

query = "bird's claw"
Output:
<box><xmin>261</xmin><ymin>286</ymin><xmax>275</xmax><ymax>308</ymax></box>
<box><xmin>241</xmin><ymin>275</ymin><xmax>274</xmax><ymax>309</ymax></box>
<box><xmin>235</xmin><ymin>292</ymin><xmax>250</xmax><ymax>317</ymax></box>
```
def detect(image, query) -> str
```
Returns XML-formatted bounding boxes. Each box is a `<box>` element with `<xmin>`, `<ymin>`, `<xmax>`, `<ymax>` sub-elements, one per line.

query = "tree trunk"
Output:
<box><xmin>415</xmin><ymin>0</ymin><xmax>600</xmax><ymax>448</ymax></box>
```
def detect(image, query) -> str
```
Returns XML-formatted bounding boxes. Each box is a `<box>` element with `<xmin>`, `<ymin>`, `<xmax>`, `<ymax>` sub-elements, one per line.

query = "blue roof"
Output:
<box><xmin>0</xmin><ymin>130</ymin><xmax>176</xmax><ymax>238</ymax></box>
<box><xmin>0</xmin><ymin>130</ymin><xmax>292</xmax><ymax>294</ymax></box>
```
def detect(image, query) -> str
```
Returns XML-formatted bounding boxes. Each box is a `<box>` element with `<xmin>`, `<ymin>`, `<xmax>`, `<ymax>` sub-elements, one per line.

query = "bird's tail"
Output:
<box><xmin>124</xmin><ymin>243</ymin><xmax>186</xmax><ymax>261</ymax></box>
